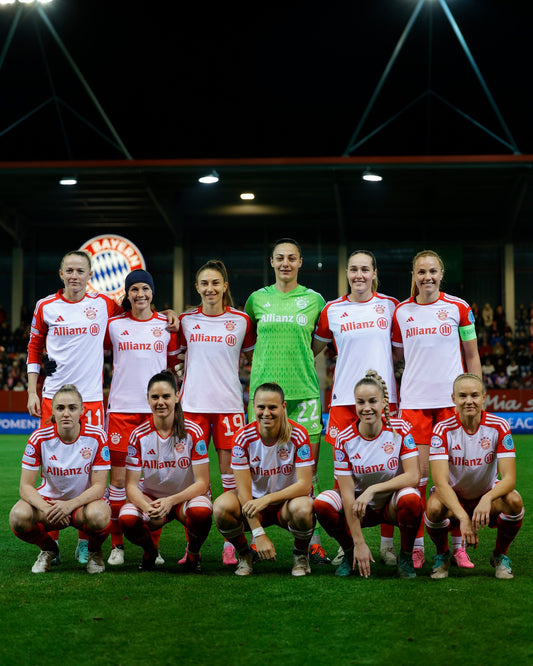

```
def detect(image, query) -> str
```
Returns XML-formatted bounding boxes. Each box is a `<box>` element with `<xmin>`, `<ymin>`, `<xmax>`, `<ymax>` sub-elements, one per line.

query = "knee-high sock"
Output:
<box><xmin>494</xmin><ymin>509</ymin><xmax>524</xmax><ymax>555</ymax></box>
<box><xmin>119</xmin><ymin>510</ymin><xmax>157</xmax><ymax>555</ymax></box>
<box><xmin>217</xmin><ymin>523</ymin><xmax>249</xmax><ymax>554</ymax></box>
<box><xmin>108</xmin><ymin>485</ymin><xmax>127</xmax><ymax>547</ymax></box>
<box><xmin>83</xmin><ymin>521</ymin><xmax>110</xmax><ymax>552</ymax></box>
<box><xmin>314</xmin><ymin>491</ymin><xmax>352</xmax><ymax>551</ymax></box>
<box><xmin>13</xmin><ymin>522</ymin><xmax>58</xmax><ymax>552</ymax></box>
<box><xmin>395</xmin><ymin>489</ymin><xmax>423</xmax><ymax>552</ymax></box>
<box><xmin>415</xmin><ymin>478</ymin><xmax>428</xmax><ymax>544</ymax></box>
<box><xmin>424</xmin><ymin>513</ymin><xmax>450</xmax><ymax>554</ymax></box>
<box><xmin>184</xmin><ymin>499</ymin><xmax>212</xmax><ymax>555</ymax></box>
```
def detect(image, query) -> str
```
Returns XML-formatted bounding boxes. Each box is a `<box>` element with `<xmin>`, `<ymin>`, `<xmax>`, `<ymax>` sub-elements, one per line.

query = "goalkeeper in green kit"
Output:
<box><xmin>245</xmin><ymin>238</ymin><xmax>330</xmax><ymax>564</ymax></box>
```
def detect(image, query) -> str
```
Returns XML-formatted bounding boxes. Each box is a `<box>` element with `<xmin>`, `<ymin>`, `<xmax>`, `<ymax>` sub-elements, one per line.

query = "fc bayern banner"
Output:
<box><xmin>79</xmin><ymin>235</ymin><xmax>146</xmax><ymax>304</ymax></box>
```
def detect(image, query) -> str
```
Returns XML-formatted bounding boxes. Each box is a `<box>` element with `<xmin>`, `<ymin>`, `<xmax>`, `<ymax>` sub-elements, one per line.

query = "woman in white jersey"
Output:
<box><xmin>425</xmin><ymin>374</ymin><xmax>523</xmax><ymax>580</ymax></box>
<box><xmin>105</xmin><ymin>269</ymin><xmax>179</xmax><ymax>565</ymax></box>
<box><xmin>312</xmin><ymin>250</ymin><xmax>399</xmax><ymax>566</ymax></box>
<box><xmin>26</xmin><ymin>250</ymin><xmax>122</xmax><ymax>565</ymax></box>
<box><xmin>119</xmin><ymin>371</ymin><xmax>212</xmax><ymax>572</ymax></box>
<box><xmin>245</xmin><ymin>238</ymin><xmax>329</xmax><ymax>565</ymax></box>
<box><xmin>392</xmin><ymin>250</ymin><xmax>482</xmax><ymax>569</ymax></box>
<box><xmin>213</xmin><ymin>382</ymin><xmax>315</xmax><ymax>577</ymax></box>
<box><xmin>314</xmin><ymin>371</ymin><xmax>422</xmax><ymax>579</ymax></box>
<box><xmin>9</xmin><ymin>384</ymin><xmax>111</xmax><ymax>574</ymax></box>
<box><xmin>178</xmin><ymin>259</ymin><xmax>255</xmax><ymax>565</ymax></box>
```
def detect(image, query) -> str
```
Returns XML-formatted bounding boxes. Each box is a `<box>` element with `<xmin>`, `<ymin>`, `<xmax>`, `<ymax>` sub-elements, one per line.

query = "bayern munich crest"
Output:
<box><xmin>79</xmin><ymin>235</ymin><xmax>146</xmax><ymax>304</ymax></box>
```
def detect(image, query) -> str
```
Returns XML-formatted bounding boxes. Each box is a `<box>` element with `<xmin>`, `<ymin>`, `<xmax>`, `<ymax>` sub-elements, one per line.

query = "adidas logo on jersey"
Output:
<box><xmin>407</xmin><ymin>316</ymin><xmax>414</xmax><ymax>322</ymax></box>
<box><xmin>453</xmin><ymin>444</ymin><xmax>462</xmax><ymax>451</ymax></box>
<box><xmin>351</xmin><ymin>452</ymin><xmax>362</xmax><ymax>459</ymax></box>
<box><xmin>50</xmin><ymin>455</ymin><xmax>58</xmax><ymax>461</ymax></box>
<box><xmin>121</xmin><ymin>330</ymin><xmax>129</xmax><ymax>336</ymax></box>
<box><xmin>251</xmin><ymin>456</ymin><xmax>260</xmax><ymax>463</ymax></box>
<box><xmin>194</xmin><ymin>325</ymin><xmax>201</xmax><ymax>330</ymax></box>
<box><xmin>340</xmin><ymin>312</ymin><xmax>349</xmax><ymax>318</ymax></box>
<box><xmin>264</xmin><ymin>302</ymin><xmax>271</xmax><ymax>307</ymax></box>
<box><xmin>54</xmin><ymin>316</ymin><xmax>65</xmax><ymax>323</ymax></box>
<box><xmin>147</xmin><ymin>448</ymin><xmax>156</xmax><ymax>455</ymax></box>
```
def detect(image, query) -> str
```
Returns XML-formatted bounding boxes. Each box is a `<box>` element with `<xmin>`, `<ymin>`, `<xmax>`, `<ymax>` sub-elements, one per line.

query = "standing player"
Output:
<box><xmin>245</xmin><ymin>238</ymin><xmax>329</xmax><ymax>564</ymax></box>
<box><xmin>9</xmin><ymin>384</ymin><xmax>111</xmax><ymax>574</ymax></box>
<box><xmin>26</xmin><ymin>250</ymin><xmax>122</xmax><ymax>564</ymax></box>
<box><xmin>312</xmin><ymin>250</ymin><xmax>399</xmax><ymax>566</ymax></box>
<box><xmin>213</xmin><ymin>383</ymin><xmax>315</xmax><ymax>576</ymax></box>
<box><xmin>105</xmin><ymin>269</ymin><xmax>179</xmax><ymax>565</ymax></box>
<box><xmin>178</xmin><ymin>259</ymin><xmax>255</xmax><ymax>565</ymax></box>
<box><xmin>314</xmin><ymin>371</ymin><xmax>422</xmax><ymax>579</ymax></box>
<box><xmin>392</xmin><ymin>250</ymin><xmax>482</xmax><ymax>569</ymax></box>
<box><xmin>426</xmin><ymin>373</ymin><xmax>524</xmax><ymax>579</ymax></box>
<box><xmin>119</xmin><ymin>371</ymin><xmax>212</xmax><ymax>572</ymax></box>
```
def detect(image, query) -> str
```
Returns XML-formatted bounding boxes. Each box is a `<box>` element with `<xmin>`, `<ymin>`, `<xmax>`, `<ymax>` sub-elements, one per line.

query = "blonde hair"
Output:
<box><xmin>253</xmin><ymin>383</ymin><xmax>293</xmax><ymax>445</ymax></box>
<box><xmin>453</xmin><ymin>372</ymin><xmax>486</xmax><ymax>395</ymax></box>
<box><xmin>354</xmin><ymin>369</ymin><xmax>395</xmax><ymax>434</ymax></box>
<box><xmin>347</xmin><ymin>250</ymin><xmax>379</xmax><ymax>292</ymax></box>
<box><xmin>60</xmin><ymin>250</ymin><xmax>92</xmax><ymax>272</ymax></box>
<box><xmin>410</xmin><ymin>250</ymin><xmax>444</xmax><ymax>298</ymax></box>
<box><xmin>50</xmin><ymin>384</ymin><xmax>83</xmax><ymax>423</ymax></box>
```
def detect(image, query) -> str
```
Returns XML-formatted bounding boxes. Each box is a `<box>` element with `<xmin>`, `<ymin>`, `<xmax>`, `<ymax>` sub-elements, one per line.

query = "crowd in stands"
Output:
<box><xmin>1</xmin><ymin>300</ymin><xmax>532</xmax><ymax>395</ymax></box>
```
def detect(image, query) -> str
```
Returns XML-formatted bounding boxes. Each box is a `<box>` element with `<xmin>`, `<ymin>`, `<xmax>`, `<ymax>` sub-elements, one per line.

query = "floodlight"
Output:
<box><xmin>362</xmin><ymin>169</ymin><xmax>383</xmax><ymax>182</ymax></box>
<box><xmin>198</xmin><ymin>170</ymin><xmax>219</xmax><ymax>184</ymax></box>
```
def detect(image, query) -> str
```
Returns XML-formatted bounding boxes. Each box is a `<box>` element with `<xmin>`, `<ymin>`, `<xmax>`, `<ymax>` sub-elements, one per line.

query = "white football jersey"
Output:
<box><xmin>126</xmin><ymin>416</ymin><xmax>209</xmax><ymax>498</ymax></box>
<box><xmin>314</xmin><ymin>293</ymin><xmax>398</xmax><ymax>405</ymax></box>
<box><xmin>178</xmin><ymin>306</ymin><xmax>255</xmax><ymax>413</ymax></box>
<box><xmin>106</xmin><ymin>311</ymin><xmax>179</xmax><ymax>413</ymax></box>
<box><xmin>430</xmin><ymin>411</ymin><xmax>515</xmax><ymax>500</ymax></box>
<box><xmin>27</xmin><ymin>290</ymin><xmax>121</xmax><ymax>401</ymax></box>
<box><xmin>22</xmin><ymin>423</ymin><xmax>110</xmax><ymax>499</ymax></box>
<box><xmin>231</xmin><ymin>419</ymin><xmax>314</xmax><ymax>500</ymax></box>
<box><xmin>392</xmin><ymin>293</ymin><xmax>476</xmax><ymax>409</ymax></box>
<box><xmin>334</xmin><ymin>418</ymin><xmax>418</xmax><ymax>510</ymax></box>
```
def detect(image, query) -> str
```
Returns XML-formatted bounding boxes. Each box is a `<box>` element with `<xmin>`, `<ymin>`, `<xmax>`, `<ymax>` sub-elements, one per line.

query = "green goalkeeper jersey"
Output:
<box><xmin>245</xmin><ymin>284</ymin><xmax>326</xmax><ymax>401</ymax></box>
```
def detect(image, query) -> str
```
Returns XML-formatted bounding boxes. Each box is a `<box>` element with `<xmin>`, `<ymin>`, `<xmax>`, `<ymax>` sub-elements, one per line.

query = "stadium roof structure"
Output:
<box><xmin>1</xmin><ymin>1</ymin><xmax>532</xmax><ymax>252</ymax></box>
<box><xmin>1</xmin><ymin>154</ymin><xmax>532</xmax><ymax>253</ymax></box>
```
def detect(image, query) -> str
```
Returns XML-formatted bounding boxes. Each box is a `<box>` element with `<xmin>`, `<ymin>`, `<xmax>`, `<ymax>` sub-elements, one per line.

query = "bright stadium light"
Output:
<box><xmin>240</xmin><ymin>192</ymin><xmax>255</xmax><ymax>201</ymax></box>
<box><xmin>198</xmin><ymin>170</ymin><xmax>219</xmax><ymax>184</ymax></box>
<box><xmin>362</xmin><ymin>169</ymin><xmax>383</xmax><ymax>182</ymax></box>
<box><xmin>0</xmin><ymin>0</ymin><xmax>53</xmax><ymax>5</ymax></box>
<box><xmin>59</xmin><ymin>177</ymin><xmax>77</xmax><ymax>186</ymax></box>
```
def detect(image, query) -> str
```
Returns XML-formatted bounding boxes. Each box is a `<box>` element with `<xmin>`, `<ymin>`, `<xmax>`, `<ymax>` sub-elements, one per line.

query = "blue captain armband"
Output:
<box><xmin>459</xmin><ymin>323</ymin><xmax>477</xmax><ymax>341</ymax></box>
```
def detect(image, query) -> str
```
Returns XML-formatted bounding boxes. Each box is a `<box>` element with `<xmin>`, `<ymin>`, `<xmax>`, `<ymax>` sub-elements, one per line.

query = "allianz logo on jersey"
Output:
<box><xmin>53</xmin><ymin>324</ymin><xmax>100</xmax><ymax>337</ymax></box>
<box><xmin>260</xmin><ymin>313</ymin><xmax>308</xmax><ymax>327</ymax></box>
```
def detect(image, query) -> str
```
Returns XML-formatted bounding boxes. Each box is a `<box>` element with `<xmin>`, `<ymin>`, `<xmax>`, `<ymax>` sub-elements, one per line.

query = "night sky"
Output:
<box><xmin>0</xmin><ymin>0</ymin><xmax>531</xmax><ymax>161</ymax></box>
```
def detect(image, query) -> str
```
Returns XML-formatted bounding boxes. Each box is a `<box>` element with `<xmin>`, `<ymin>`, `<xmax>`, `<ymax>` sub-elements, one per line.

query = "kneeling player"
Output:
<box><xmin>425</xmin><ymin>373</ymin><xmax>524</xmax><ymax>579</ymax></box>
<box><xmin>314</xmin><ymin>370</ymin><xmax>422</xmax><ymax>579</ymax></box>
<box><xmin>9</xmin><ymin>384</ymin><xmax>111</xmax><ymax>574</ymax></box>
<box><xmin>213</xmin><ymin>383</ymin><xmax>315</xmax><ymax>577</ymax></box>
<box><xmin>118</xmin><ymin>371</ymin><xmax>212</xmax><ymax>572</ymax></box>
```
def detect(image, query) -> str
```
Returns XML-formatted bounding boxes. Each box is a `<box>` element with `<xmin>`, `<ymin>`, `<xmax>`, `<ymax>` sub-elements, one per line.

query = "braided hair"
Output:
<box><xmin>354</xmin><ymin>369</ymin><xmax>396</xmax><ymax>434</ymax></box>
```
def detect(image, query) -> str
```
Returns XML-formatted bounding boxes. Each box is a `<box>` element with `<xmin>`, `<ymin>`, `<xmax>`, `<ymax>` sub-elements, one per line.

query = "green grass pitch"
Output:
<box><xmin>1</xmin><ymin>434</ymin><xmax>532</xmax><ymax>665</ymax></box>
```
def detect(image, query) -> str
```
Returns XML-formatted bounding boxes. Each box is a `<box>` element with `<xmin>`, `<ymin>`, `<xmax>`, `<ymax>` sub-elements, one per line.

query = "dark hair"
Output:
<box><xmin>195</xmin><ymin>259</ymin><xmax>233</xmax><ymax>308</ymax></box>
<box><xmin>147</xmin><ymin>370</ymin><xmax>186</xmax><ymax>439</ymax></box>
<box><xmin>347</xmin><ymin>250</ymin><xmax>379</xmax><ymax>292</ymax></box>
<box><xmin>270</xmin><ymin>238</ymin><xmax>302</xmax><ymax>258</ymax></box>
<box><xmin>253</xmin><ymin>382</ymin><xmax>292</xmax><ymax>445</ymax></box>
